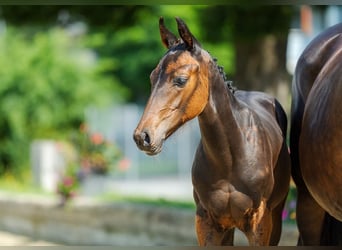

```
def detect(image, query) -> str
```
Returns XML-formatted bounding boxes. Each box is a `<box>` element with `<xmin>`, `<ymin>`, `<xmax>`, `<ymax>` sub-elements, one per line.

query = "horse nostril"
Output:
<box><xmin>141</xmin><ymin>131</ymin><xmax>151</xmax><ymax>146</ymax></box>
<box><xmin>133</xmin><ymin>129</ymin><xmax>151</xmax><ymax>149</ymax></box>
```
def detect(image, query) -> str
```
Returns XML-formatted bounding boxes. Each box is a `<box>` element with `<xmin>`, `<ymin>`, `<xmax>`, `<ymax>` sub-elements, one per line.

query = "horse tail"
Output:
<box><xmin>320</xmin><ymin>212</ymin><xmax>342</xmax><ymax>245</ymax></box>
<box><xmin>274</xmin><ymin>98</ymin><xmax>287</xmax><ymax>140</ymax></box>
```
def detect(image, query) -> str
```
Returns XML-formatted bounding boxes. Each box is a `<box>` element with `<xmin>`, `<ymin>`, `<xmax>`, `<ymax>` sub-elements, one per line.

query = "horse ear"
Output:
<box><xmin>175</xmin><ymin>17</ymin><xmax>200</xmax><ymax>51</ymax></box>
<box><xmin>159</xmin><ymin>17</ymin><xmax>178</xmax><ymax>49</ymax></box>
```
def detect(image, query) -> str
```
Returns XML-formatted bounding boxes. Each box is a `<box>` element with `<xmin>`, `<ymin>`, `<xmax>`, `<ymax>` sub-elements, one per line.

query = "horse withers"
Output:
<box><xmin>133</xmin><ymin>17</ymin><xmax>290</xmax><ymax>246</ymax></box>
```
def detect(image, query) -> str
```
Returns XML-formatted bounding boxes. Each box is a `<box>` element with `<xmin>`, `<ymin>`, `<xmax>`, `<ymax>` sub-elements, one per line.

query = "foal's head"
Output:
<box><xmin>133</xmin><ymin>17</ymin><xmax>212</xmax><ymax>155</ymax></box>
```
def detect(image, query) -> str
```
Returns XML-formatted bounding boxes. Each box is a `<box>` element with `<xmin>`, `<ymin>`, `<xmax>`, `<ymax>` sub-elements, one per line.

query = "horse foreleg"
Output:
<box><xmin>195</xmin><ymin>209</ymin><xmax>232</xmax><ymax>245</ymax></box>
<box><xmin>244</xmin><ymin>200</ymin><xmax>273</xmax><ymax>246</ymax></box>
<box><xmin>221</xmin><ymin>228</ymin><xmax>235</xmax><ymax>245</ymax></box>
<box><xmin>269</xmin><ymin>197</ymin><xmax>287</xmax><ymax>245</ymax></box>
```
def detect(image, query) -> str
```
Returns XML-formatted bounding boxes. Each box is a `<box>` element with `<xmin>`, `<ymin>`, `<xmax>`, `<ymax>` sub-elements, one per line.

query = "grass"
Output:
<box><xmin>98</xmin><ymin>192</ymin><xmax>196</xmax><ymax>210</ymax></box>
<box><xmin>0</xmin><ymin>170</ymin><xmax>196</xmax><ymax>210</ymax></box>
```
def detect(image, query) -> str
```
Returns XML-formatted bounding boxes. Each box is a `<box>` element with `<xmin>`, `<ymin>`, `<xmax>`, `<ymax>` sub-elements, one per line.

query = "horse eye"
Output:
<box><xmin>173</xmin><ymin>76</ymin><xmax>188</xmax><ymax>87</ymax></box>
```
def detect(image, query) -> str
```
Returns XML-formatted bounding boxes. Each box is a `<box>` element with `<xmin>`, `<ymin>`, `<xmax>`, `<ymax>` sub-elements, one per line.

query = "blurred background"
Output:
<box><xmin>0</xmin><ymin>5</ymin><xmax>341</xmax><ymax>246</ymax></box>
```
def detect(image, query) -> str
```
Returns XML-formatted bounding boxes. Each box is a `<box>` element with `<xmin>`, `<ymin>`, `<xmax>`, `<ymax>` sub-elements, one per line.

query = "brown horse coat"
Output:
<box><xmin>134</xmin><ymin>17</ymin><xmax>290</xmax><ymax>245</ymax></box>
<box><xmin>290</xmin><ymin>23</ymin><xmax>342</xmax><ymax>245</ymax></box>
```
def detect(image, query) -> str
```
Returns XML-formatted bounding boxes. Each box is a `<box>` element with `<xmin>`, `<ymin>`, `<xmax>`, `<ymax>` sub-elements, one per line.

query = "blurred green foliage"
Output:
<box><xmin>0</xmin><ymin>25</ymin><xmax>127</xmax><ymax>174</ymax></box>
<box><xmin>0</xmin><ymin>5</ymin><xmax>293</xmax><ymax>102</ymax></box>
<box><xmin>199</xmin><ymin>5</ymin><xmax>293</xmax><ymax>42</ymax></box>
<box><xmin>84</xmin><ymin>5</ymin><xmax>235</xmax><ymax>103</ymax></box>
<box><xmin>0</xmin><ymin>5</ymin><xmax>293</xmax><ymax>175</ymax></box>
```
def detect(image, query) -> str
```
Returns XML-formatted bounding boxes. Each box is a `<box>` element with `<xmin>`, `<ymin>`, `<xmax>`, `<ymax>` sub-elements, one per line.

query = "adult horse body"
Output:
<box><xmin>134</xmin><ymin>17</ymin><xmax>290</xmax><ymax>246</ymax></box>
<box><xmin>290</xmin><ymin>23</ymin><xmax>342</xmax><ymax>245</ymax></box>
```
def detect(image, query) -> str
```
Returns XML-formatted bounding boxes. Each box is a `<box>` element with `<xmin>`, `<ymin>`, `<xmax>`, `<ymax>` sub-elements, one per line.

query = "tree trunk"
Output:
<box><xmin>234</xmin><ymin>35</ymin><xmax>291</xmax><ymax>112</ymax></box>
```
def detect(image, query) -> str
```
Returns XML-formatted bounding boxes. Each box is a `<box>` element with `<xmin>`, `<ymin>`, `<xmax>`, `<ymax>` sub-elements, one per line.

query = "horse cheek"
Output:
<box><xmin>183</xmin><ymin>79</ymin><xmax>209</xmax><ymax>122</ymax></box>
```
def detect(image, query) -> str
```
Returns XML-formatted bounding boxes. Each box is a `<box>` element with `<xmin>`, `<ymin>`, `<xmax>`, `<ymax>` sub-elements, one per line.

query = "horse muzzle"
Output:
<box><xmin>133</xmin><ymin>128</ymin><xmax>163</xmax><ymax>155</ymax></box>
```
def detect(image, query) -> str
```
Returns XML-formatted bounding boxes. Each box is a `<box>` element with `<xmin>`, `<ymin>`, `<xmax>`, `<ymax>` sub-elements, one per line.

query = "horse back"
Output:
<box><xmin>235</xmin><ymin>90</ymin><xmax>286</xmax><ymax>139</ymax></box>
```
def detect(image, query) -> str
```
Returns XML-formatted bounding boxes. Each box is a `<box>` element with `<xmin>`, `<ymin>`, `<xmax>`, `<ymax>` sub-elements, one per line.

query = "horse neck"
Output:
<box><xmin>197</xmin><ymin>66</ymin><xmax>243</xmax><ymax>168</ymax></box>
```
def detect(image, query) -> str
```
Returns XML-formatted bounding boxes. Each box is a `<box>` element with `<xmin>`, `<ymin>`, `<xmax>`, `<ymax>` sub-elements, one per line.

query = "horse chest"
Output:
<box><xmin>193</xmin><ymin>180</ymin><xmax>255</xmax><ymax>230</ymax></box>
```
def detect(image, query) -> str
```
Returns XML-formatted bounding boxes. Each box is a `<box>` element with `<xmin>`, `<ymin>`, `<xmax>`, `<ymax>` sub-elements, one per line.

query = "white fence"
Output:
<box><xmin>85</xmin><ymin>104</ymin><xmax>201</xmax><ymax>180</ymax></box>
<box><xmin>31</xmin><ymin>140</ymin><xmax>66</xmax><ymax>192</ymax></box>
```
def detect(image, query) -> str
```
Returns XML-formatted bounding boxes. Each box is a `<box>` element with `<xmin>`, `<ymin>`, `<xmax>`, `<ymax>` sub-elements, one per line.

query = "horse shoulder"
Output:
<box><xmin>234</xmin><ymin>91</ymin><xmax>283</xmax><ymax>158</ymax></box>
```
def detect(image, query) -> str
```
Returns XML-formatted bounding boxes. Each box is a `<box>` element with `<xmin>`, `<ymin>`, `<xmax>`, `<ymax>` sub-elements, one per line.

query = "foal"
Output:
<box><xmin>133</xmin><ymin>17</ymin><xmax>290</xmax><ymax>246</ymax></box>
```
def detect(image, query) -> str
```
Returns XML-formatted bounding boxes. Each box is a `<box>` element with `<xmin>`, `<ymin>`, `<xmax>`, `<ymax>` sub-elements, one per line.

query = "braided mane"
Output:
<box><xmin>212</xmin><ymin>56</ymin><xmax>236</xmax><ymax>94</ymax></box>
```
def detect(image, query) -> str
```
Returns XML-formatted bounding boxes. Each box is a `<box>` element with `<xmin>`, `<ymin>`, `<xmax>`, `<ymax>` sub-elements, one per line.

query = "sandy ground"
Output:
<box><xmin>0</xmin><ymin>224</ymin><xmax>298</xmax><ymax>246</ymax></box>
<box><xmin>0</xmin><ymin>230</ymin><xmax>58</xmax><ymax>246</ymax></box>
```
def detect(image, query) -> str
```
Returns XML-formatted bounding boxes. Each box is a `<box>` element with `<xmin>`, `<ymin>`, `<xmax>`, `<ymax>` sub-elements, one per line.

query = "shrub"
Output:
<box><xmin>0</xmin><ymin>26</ymin><xmax>127</xmax><ymax>174</ymax></box>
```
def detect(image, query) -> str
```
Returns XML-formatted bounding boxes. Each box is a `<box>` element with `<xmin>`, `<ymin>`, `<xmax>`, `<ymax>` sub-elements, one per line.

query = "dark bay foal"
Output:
<box><xmin>133</xmin><ymin>17</ymin><xmax>290</xmax><ymax>246</ymax></box>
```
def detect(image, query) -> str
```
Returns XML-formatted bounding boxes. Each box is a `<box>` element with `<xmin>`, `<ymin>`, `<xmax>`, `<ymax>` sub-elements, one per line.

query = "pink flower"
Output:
<box><xmin>91</xmin><ymin>133</ymin><xmax>103</xmax><ymax>145</ymax></box>
<box><xmin>118</xmin><ymin>158</ymin><xmax>131</xmax><ymax>171</ymax></box>
<box><xmin>55</xmin><ymin>142</ymin><xmax>63</xmax><ymax>152</ymax></box>
<box><xmin>282</xmin><ymin>209</ymin><xmax>288</xmax><ymax>221</ymax></box>
<box><xmin>63</xmin><ymin>176</ymin><xmax>74</xmax><ymax>187</ymax></box>
<box><xmin>81</xmin><ymin>158</ymin><xmax>91</xmax><ymax>169</ymax></box>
